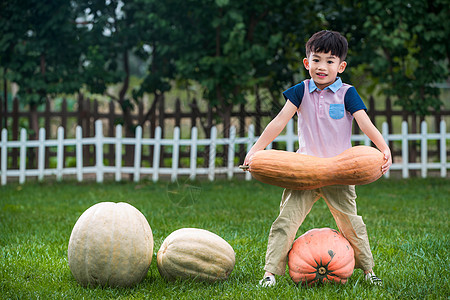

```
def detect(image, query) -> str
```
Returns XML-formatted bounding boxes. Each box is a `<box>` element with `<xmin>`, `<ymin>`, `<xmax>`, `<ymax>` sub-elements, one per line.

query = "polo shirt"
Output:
<box><xmin>283</xmin><ymin>78</ymin><xmax>366</xmax><ymax>158</ymax></box>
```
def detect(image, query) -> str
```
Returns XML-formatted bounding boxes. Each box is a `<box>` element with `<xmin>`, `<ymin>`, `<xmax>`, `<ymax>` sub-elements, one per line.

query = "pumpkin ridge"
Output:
<box><xmin>106</xmin><ymin>203</ymin><xmax>118</xmax><ymax>286</ymax></box>
<box><xmin>291</xmin><ymin>246</ymin><xmax>317</xmax><ymax>272</ymax></box>
<box><xmin>84</xmin><ymin>204</ymin><xmax>102</xmax><ymax>286</ymax></box>
<box><xmin>68</xmin><ymin>204</ymin><xmax>92</xmax><ymax>285</ymax></box>
<box><xmin>162</xmin><ymin>251</ymin><xmax>228</xmax><ymax>281</ymax></box>
<box><xmin>171</xmin><ymin>245</ymin><xmax>232</xmax><ymax>272</ymax></box>
<box><xmin>163</xmin><ymin>255</ymin><xmax>211</xmax><ymax>280</ymax></box>
<box><xmin>166</xmin><ymin>239</ymin><xmax>229</xmax><ymax>263</ymax></box>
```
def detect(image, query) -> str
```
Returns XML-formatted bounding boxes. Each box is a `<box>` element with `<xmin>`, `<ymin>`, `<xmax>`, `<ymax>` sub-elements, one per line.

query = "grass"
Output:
<box><xmin>0</xmin><ymin>178</ymin><xmax>449</xmax><ymax>299</ymax></box>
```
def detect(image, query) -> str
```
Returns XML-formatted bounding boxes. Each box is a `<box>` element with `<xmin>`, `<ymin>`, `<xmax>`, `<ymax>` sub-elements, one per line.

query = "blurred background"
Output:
<box><xmin>1</xmin><ymin>0</ymin><xmax>449</xmax><ymax>177</ymax></box>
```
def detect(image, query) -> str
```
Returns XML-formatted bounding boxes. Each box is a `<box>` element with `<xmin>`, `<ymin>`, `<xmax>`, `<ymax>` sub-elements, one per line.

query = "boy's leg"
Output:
<box><xmin>320</xmin><ymin>185</ymin><xmax>375</xmax><ymax>271</ymax></box>
<box><xmin>264</xmin><ymin>188</ymin><xmax>319</xmax><ymax>276</ymax></box>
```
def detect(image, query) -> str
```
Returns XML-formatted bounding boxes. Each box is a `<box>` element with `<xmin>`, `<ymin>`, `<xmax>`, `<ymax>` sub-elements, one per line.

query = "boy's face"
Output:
<box><xmin>303</xmin><ymin>51</ymin><xmax>347</xmax><ymax>90</ymax></box>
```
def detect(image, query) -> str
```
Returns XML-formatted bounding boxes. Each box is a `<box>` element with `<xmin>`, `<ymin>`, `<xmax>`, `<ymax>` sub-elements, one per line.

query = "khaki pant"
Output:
<box><xmin>264</xmin><ymin>185</ymin><xmax>374</xmax><ymax>275</ymax></box>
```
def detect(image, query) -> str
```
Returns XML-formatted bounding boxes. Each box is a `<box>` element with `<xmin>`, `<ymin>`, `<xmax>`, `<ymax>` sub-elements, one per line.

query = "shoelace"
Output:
<box><xmin>366</xmin><ymin>273</ymin><xmax>382</xmax><ymax>285</ymax></box>
<box><xmin>260</xmin><ymin>276</ymin><xmax>275</xmax><ymax>286</ymax></box>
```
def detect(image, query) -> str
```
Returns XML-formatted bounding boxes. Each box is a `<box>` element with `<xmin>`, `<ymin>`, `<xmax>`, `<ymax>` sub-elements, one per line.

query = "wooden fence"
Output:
<box><xmin>1</xmin><ymin>94</ymin><xmax>449</xmax><ymax>178</ymax></box>
<box><xmin>1</xmin><ymin>119</ymin><xmax>448</xmax><ymax>185</ymax></box>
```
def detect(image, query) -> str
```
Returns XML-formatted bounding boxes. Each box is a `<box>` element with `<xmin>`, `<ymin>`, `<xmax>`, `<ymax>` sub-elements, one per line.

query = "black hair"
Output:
<box><xmin>305</xmin><ymin>30</ymin><xmax>348</xmax><ymax>61</ymax></box>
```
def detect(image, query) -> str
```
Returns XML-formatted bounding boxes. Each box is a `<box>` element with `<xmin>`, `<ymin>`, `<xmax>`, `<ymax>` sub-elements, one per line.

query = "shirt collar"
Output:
<box><xmin>309</xmin><ymin>77</ymin><xmax>343</xmax><ymax>93</ymax></box>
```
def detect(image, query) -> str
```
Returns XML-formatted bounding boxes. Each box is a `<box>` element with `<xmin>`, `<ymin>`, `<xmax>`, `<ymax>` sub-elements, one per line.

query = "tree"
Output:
<box><xmin>331</xmin><ymin>0</ymin><xmax>450</xmax><ymax>115</ymax></box>
<box><xmin>74</xmin><ymin>0</ymin><xmax>146</xmax><ymax>136</ymax></box>
<box><xmin>3</xmin><ymin>0</ymin><xmax>447</xmax><ymax>136</ymax></box>
<box><xmin>130</xmin><ymin>0</ymin><xmax>179</xmax><ymax>126</ymax></box>
<box><xmin>158</xmin><ymin>0</ymin><xmax>324</xmax><ymax>132</ymax></box>
<box><xmin>0</xmin><ymin>0</ymin><xmax>86</xmax><ymax>134</ymax></box>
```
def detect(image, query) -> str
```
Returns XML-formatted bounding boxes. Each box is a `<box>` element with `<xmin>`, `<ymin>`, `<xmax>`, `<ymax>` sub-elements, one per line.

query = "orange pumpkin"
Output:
<box><xmin>288</xmin><ymin>228</ymin><xmax>355</xmax><ymax>285</ymax></box>
<box><xmin>245</xmin><ymin>145</ymin><xmax>384</xmax><ymax>190</ymax></box>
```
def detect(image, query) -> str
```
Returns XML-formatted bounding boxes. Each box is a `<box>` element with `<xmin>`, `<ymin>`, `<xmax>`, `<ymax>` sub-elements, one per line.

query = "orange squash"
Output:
<box><xmin>288</xmin><ymin>228</ymin><xmax>355</xmax><ymax>285</ymax></box>
<box><xmin>246</xmin><ymin>145</ymin><xmax>384</xmax><ymax>190</ymax></box>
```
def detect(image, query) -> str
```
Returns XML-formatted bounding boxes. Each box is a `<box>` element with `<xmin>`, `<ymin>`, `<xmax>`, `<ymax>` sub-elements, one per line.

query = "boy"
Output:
<box><xmin>243</xmin><ymin>30</ymin><xmax>392</xmax><ymax>287</ymax></box>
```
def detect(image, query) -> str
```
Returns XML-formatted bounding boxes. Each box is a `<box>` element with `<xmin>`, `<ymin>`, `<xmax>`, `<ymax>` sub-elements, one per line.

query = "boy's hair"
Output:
<box><xmin>305</xmin><ymin>30</ymin><xmax>348</xmax><ymax>61</ymax></box>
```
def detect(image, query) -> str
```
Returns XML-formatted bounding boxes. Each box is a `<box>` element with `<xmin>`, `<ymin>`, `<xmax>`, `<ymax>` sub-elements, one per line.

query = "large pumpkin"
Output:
<box><xmin>68</xmin><ymin>202</ymin><xmax>153</xmax><ymax>287</ymax></box>
<box><xmin>245</xmin><ymin>145</ymin><xmax>384</xmax><ymax>190</ymax></box>
<box><xmin>157</xmin><ymin>228</ymin><xmax>235</xmax><ymax>282</ymax></box>
<box><xmin>288</xmin><ymin>228</ymin><xmax>355</xmax><ymax>285</ymax></box>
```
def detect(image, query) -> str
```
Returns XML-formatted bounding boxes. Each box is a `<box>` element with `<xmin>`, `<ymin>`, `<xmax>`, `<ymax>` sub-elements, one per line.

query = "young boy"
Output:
<box><xmin>244</xmin><ymin>30</ymin><xmax>392</xmax><ymax>287</ymax></box>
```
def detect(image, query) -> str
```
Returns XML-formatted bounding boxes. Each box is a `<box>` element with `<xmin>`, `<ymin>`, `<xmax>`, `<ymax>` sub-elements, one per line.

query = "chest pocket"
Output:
<box><xmin>329</xmin><ymin>103</ymin><xmax>345</xmax><ymax>120</ymax></box>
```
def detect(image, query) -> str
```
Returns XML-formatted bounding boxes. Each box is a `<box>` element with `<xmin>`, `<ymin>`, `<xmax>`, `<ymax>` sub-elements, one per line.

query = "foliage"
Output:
<box><xmin>330</xmin><ymin>0</ymin><xmax>449</xmax><ymax>114</ymax></box>
<box><xmin>0</xmin><ymin>178</ymin><xmax>449</xmax><ymax>299</ymax></box>
<box><xmin>0</xmin><ymin>0</ymin><xmax>85</xmax><ymax>105</ymax></box>
<box><xmin>1</xmin><ymin>0</ymin><xmax>448</xmax><ymax>122</ymax></box>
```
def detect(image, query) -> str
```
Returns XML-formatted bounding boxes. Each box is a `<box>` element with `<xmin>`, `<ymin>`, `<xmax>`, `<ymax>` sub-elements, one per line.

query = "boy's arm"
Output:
<box><xmin>243</xmin><ymin>101</ymin><xmax>297</xmax><ymax>165</ymax></box>
<box><xmin>353</xmin><ymin>110</ymin><xmax>392</xmax><ymax>174</ymax></box>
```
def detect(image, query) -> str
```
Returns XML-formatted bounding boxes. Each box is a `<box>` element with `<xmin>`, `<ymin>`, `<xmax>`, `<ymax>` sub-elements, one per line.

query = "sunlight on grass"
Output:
<box><xmin>0</xmin><ymin>178</ymin><xmax>449</xmax><ymax>299</ymax></box>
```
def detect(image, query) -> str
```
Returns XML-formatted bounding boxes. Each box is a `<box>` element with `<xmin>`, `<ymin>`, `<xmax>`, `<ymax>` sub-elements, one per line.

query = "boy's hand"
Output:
<box><xmin>381</xmin><ymin>149</ymin><xmax>392</xmax><ymax>175</ymax></box>
<box><xmin>242</xmin><ymin>151</ymin><xmax>256</xmax><ymax>170</ymax></box>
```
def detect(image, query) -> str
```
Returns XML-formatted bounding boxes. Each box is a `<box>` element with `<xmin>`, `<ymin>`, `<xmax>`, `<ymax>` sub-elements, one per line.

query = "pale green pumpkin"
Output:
<box><xmin>157</xmin><ymin>228</ymin><xmax>235</xmax><ymax>282</ymax></box>
<box><xmin>68</xmin><ymin>202</ymin><xmax>153</xmax><ymax>287</ymax></box>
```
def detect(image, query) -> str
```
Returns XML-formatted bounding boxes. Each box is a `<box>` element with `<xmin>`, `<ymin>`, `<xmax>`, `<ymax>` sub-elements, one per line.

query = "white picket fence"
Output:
<box><xmin>0</xmin><ymin>119</ymin><xmax>449</xmax><ymax>185</ymax></box>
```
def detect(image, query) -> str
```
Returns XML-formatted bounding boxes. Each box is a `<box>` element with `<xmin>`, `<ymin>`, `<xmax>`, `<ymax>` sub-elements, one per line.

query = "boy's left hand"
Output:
<box><xmin>381</xmin><ymin>149</ymin><xmax>392</xmax><ymax>175</ymax></box>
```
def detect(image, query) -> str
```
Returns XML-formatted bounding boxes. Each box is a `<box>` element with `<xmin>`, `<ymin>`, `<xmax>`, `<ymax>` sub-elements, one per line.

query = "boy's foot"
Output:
<box><xmin>259</xmin><ymin>275</ymin><xmax>276</xmax><ymax>287</ymax></box>
<box><xmin>364</xmin><ymin>271</ymin><xmax>383</xmax><ymax>286</ymax></box>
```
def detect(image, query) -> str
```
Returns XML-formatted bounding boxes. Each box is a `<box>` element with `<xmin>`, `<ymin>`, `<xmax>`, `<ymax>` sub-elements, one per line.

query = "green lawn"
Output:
<box><xmin>0</xmin><ymin>178</ymin><xmax>449</xmax><ymax>299</ymax></box>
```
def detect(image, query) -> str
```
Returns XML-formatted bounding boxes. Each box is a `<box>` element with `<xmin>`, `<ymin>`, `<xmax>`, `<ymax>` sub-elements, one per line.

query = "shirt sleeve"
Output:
<box><xmin>344</xmin><ymin>87</ymin><xmax>367</xmax><ymax>114</ymax></box>
<box><xmin>282</xmin><ymin>81</ymin><xmax>304</xmax><ymax>108</ymax></box>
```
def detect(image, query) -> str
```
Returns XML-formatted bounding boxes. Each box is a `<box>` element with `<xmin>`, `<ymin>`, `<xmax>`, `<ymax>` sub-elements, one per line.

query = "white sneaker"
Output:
<box><xmin>259</xmin><ymin>275</ymin><xmax>276</xmax><ymax>287</ymax></box>
<box><xmin>365</xmin><ymin>271</ymin><xmax>383</xmax><ymax>286</ymax></box>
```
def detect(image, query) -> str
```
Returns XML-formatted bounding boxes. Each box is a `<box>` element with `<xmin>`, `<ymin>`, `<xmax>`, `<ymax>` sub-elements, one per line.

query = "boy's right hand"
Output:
<box><xmin>243</xmin><ymin>150</ymin><xmax>256</xmax><ymax>169</ymax></box>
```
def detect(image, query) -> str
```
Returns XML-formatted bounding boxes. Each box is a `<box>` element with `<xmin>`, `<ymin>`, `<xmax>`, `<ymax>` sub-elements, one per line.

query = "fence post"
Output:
<box><xmin>401</xmin><ymin>121</ymin><xmax>409</xmax><ymax>178</ymax></box>
<box><xmin>171</xmin><ymin>126</ymin><xmax>180</xmax><ymax>182</ymax></box>
<box><xmin>227</xmin><ymin>126</ymin><xmax>236</xmax><ymax>179</ymax></box>
<box><xmin>134</xmin><ymin>125</ymin><xmax>142</xmax><ymax>182</ymax></box>
<box><xmin>440</xmin><ymin>120</ymin><xmax>447</xmax><ymax>177</ymax></box>
<box><xmin>19</xmin><ymin>128</ymin><xmax>27</xmax><ymax>184</ymax></box>
<box><xmin>189</xmin><ymin>127</ymin><xmax>198</xmax><ymax>180</ymax></box>
<box><xmin>76</xmin><ymin>126</ymin><xmax>83</xmax><ymax>182</ymax></box>
<box><xmin>38</xmin><ymin>128</ymin><xmax>45</xmax><ymax>181</ymax></box>
<box><xmin>56</xmin><ymin>127</ymin><xmax>64</xmax><ymax>181</ymax></box>
<box><xmin>115</xmin><ymin>125</ymin><xmax>122</xmax><ymax>182</ymax></box>
<box><xmin>208</xmin><ymin>126</ymin><xmax>217</xmax><ymax>181</ymax></box>
<box><xmin>421</xmin><ymin>121</ymin><xmax>428</xmax><ymax>178</ymax></box>
<box><xmin>95</xmin><ymin>120</ymin><xmax>104</xmax><ymax>183</ymax></box>
<box><xmin>1</xmin><ymin>128</ymin><xmax>7</xmax><ymax>185</ymax></box>
<box><xmin>152</xmin><ymin>126</ymin><xmax>161</xmax><ymax>182</ymax></box>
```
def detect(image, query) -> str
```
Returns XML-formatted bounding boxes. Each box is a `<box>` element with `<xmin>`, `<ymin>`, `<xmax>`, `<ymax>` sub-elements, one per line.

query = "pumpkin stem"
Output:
<box><xmin>318</xmin><ymin>267</ymin><xmax>327</xmax><ymax>275</ymax></box>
